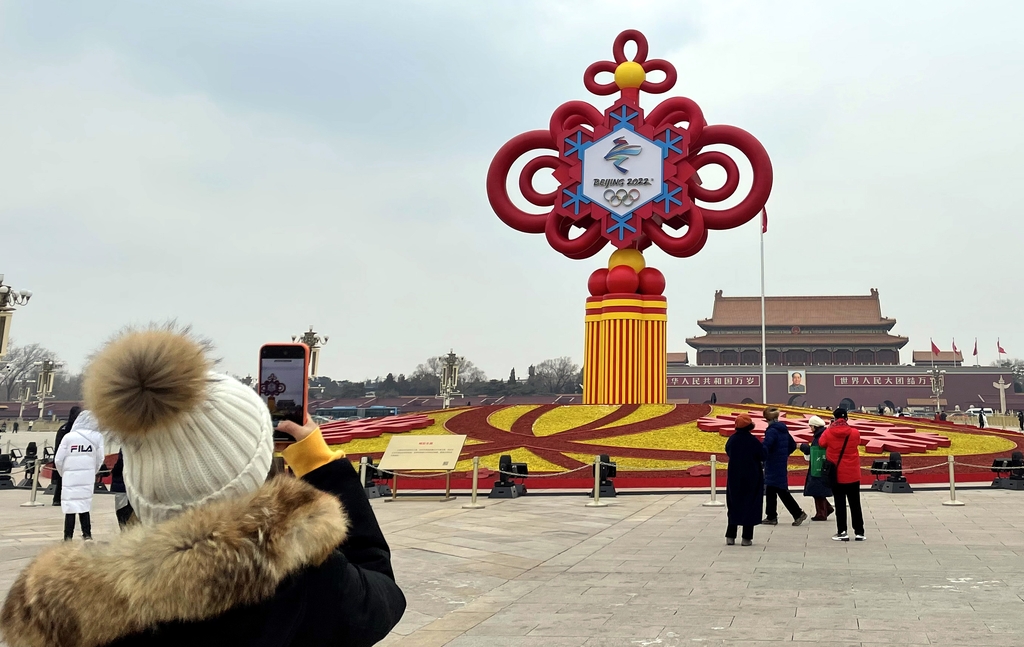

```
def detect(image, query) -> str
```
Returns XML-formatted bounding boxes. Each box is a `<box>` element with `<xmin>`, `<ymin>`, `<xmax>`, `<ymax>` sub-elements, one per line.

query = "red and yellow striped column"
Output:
<box><xmin>583</xmin><ymin>249</ymin><xmax>668</xmax><ymax>404</ymax></box>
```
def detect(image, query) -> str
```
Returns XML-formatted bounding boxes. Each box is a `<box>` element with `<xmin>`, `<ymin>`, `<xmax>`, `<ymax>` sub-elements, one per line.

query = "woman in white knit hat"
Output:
<box><xmin>0</xmin><ymin>327</ymin><xmax>406</xmax><ymax>647</ymax></box>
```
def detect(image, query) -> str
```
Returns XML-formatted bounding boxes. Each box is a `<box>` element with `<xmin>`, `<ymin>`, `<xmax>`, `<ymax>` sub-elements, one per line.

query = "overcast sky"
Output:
<box><xmin>2</xmin><ymin>1</ymin><xmax>1021</xmax><ymax>382</ymax></box>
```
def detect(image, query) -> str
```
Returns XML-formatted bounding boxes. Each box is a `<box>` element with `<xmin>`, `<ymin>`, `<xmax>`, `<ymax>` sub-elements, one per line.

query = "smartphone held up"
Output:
<box><xmin>258</xmin><ymin>343</ymin><xmax>309</xmax><ymax>442</ymax></box>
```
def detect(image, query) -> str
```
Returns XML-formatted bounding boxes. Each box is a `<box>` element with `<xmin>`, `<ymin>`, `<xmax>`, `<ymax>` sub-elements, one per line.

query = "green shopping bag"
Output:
<box><xmin>809</xmin><ymin>445</ymin><xmax>826</xmax><ymax>477</ymax></box>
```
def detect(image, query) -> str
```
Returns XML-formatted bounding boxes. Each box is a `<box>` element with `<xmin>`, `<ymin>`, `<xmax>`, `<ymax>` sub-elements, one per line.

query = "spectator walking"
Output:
<box><xmin>1018</xmin><ymin>410</ymin><xmax>1023</xmax><ymax>431</ymax></box>
<box><xmin>978</xmin><ymin>410</ymin><xmax>987</xmax><ymax>429</ymax></box>
<box><xmin>820</xmin><ymin>407</ymin><xmax>864</xmax><ymax>541</ymax></box>
<box><xmin>762</xmin><ymin>407</ymin><xmax>808</xmax><ymax>526</ymax></box>
<box><xmin>0</xmin><ymin>327</ymin><xmax>406</xmax><ymax>646</ymax></box>
<box><xmin>799</xmin><ymin>415</ymin><xmax>834</xmax><ymax>521</ymax></box>
<box><xmin>54</xmin><ymin>410</ymin><xmax>104</xmax><ymax>541</ymax></box>
<box><xmin>110</xmin><ymin>450</ymin><xmax>135</xmax><ymax>530</ymax></box>
<box><xmin>26</xmin><ymin>420</ymin><xmax>32</xmax><ymax>432</ymax></box>
<box><xmin>12</xmin><ymin>421</ymin><xmax>18</xmax><ymax>433</ymax></box>
<box><xmin>0</xmin><ymin>422</ymin><xmax>6</xmax><ymax>434</ymax></box>
<box><xmin>725</xmin><ymin>413</ymin><xmax>766</xmax><ymax>546</ymax></box>
<box><xmin>51</xmin><ymin>406</ymin><xmax>82</xmax><ymax>506</ymax></box>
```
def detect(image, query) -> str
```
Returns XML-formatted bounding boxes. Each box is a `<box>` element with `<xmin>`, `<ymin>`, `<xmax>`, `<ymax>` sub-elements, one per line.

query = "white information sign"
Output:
<box><xmin>378</xmin><ymin>435</ymin><xmax>467</xmax><ymax>471</ymax></box>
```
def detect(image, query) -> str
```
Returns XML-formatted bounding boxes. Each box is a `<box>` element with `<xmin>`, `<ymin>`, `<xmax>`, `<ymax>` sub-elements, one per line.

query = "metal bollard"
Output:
<box><xmin>702</xmin><ymin>455</ymin><xmax>725</xmax><ymax>507</ymax></box>
<box><xmin>462</xmin><ymin>456</ymin><xmax>485</xmax><ymax>509</ymax></box>
<box><xmin>586</xmin><ymin>455</ymin><xmax>607</xmax><ymax>507</ymax></box>
<box><xmin>359</xmin><ymin>456</ymin><xmax>368</xmax><ymax>488</ymax></box>
<box><xmin>20</xmin><ymin>458</ymin><xmax>43</xmax><ymax>508</ymax></box>
<box><xmin>942</xmin><ymin>454</ymin><xmax>965</xmax><ymax>506</ymax></box>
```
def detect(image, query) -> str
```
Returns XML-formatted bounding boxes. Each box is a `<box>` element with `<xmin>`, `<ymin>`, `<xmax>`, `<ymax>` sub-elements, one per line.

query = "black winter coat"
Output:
<box><xmin>763</xmin><ymin>420</ymin><xmax>796</xmax><ymax>488</ymax></box>
<box><xmin>725</xmin><ymin>428</ymin><xmax>766</xmax><ymax>526</ymax></box>
<box><xmin>0</xmin><ymin>459</ymin><xmax>407</xmax><ymax>647</ymax></box>
<box><xmin>799</xmin><ymin>428</ymin><xmax>833</xmax><ymax>498</ymax></box>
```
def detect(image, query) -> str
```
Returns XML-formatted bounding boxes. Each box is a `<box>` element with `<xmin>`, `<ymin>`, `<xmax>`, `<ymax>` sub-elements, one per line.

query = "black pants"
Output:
<box><xmin>725</xmin><ymin>524</ymin><xmax>754</xmax><ymax>540</ymax></box>
<box><xmin>63</xmin><ymin>512</ymin><xmax>92</xmax><ymax>540</ymax></box>
<box><xmin>833</xmin><ymin>482</ymin><xmax>864</xmax><ymax>535</ymax></box>
<box><xmin>765</xmin><ymin>485</ymin><xmax>803</xmax><ymax>520</ymax></box>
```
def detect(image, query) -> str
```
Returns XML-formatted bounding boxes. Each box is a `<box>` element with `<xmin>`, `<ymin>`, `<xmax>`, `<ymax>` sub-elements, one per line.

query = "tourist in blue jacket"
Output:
<box><xmin>762</xmin><ymin>407</ymin><xmax>807</xmax><ymax>526</ymax></box>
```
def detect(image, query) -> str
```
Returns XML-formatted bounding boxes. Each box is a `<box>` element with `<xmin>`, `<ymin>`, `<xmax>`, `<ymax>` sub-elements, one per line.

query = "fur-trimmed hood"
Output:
<box><xmin>0</xmin><ymin>477</ymin><xmax>349</xmax><ymax>647</ymax></box>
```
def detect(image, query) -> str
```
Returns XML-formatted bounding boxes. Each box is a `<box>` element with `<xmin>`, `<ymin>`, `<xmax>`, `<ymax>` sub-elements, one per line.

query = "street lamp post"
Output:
<box><xmin>929</xmin><ymin>367</ymin><xmax>946</xmax><ymax>416</ymax></box>
<box><xmin>33</xmin><ymin>359</ymin><xmax>62</xmax><ymax>420</ymax></box>
<box><xmin>0</xmin><ymin>273</ymin><xmax>33</xmax><ymax>359</ymax></box>
<box><xmin>15</xmin><ymin>380</ymin><xmax>32</xmax><ymax>423</ymax></box>
<box><xmin>292</xmin><ymin>326</ymin><xmax>329</xmax><ymax>378</ymax></box>
<box><xmin>439</xmin><ymin>350</ymin><xmax>463</xmax><ymax>410</ymax></box>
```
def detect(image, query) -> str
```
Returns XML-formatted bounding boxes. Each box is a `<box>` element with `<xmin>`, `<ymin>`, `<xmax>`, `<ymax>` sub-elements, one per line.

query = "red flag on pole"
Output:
<box><xmin>952</xmin><ymin>339</ymin><xmax>959</xmax><ymax>354</ymax></box>
<box><xmin>931</xmin><ymin>339</ymin><xmax>941</xmax><ymax>355</ymax></box>
<box><xmin>973</xmin><ymin>338</ymin><xmax>978</xmax><ymax>356</ymax></box>
<box><xmin>998</xmin><ymin>339</ymin><xmax>1006</xmax><ymax>355</ymax></box>
<box><xmin>761</xmin><ymin>207</ymin><xmax>768</xmax><ymax>234</ymax></box>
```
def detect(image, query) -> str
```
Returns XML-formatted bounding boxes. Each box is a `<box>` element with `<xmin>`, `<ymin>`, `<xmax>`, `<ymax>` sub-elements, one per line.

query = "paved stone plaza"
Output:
<box><xmin>2</xmin><ymin>487</ymin><xmax>1024</xmax><ymax>646</ymax></box>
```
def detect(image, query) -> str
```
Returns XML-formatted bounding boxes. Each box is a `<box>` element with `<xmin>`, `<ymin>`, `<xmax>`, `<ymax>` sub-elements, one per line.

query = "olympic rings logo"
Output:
<box><xmin>603</xmin><ymin>188</ymin><xmax>641</xmax><ymax>207</ymax></box>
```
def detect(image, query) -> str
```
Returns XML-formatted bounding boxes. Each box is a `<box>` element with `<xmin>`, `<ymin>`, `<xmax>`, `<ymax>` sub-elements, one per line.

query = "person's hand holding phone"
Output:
<box><xmin>274</xmin><ymin>416</ymin><xmax>318</xmax><ymax>452</ymax></box>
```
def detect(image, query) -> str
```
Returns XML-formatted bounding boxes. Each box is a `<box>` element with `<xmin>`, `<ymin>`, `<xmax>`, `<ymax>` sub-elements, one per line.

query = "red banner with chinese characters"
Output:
<box><xmin>669</xmin><ymin>375</ymin><xmax>760</xmax><ymax>387</ymax></box>
<box><xmin>833</xmin><ymin>375</ymin><xmax>931</xmax><ymax>387</ymax></box>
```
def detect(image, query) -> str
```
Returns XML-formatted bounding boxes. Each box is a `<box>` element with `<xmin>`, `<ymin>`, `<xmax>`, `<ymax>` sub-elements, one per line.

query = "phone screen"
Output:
<box><xmin>259</xmin><ymin>351</ymin><xmax>307</xmax><ymax>427</ymax></box>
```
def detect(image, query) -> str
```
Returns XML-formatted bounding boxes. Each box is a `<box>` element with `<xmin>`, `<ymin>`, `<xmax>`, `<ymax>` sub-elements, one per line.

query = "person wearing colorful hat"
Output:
<box><xmin>724</xmin><ymin>413</ymin><xmax>766</xmax><ymax>546</ymax></box>
<box><xmin>0</xmin><ymin>327</ymin><xmax>406</xmax><ymax>647</ymax></box>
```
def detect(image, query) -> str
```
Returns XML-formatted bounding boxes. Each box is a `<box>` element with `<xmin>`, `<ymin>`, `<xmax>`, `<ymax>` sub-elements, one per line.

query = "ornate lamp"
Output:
<box><xmin>487</xmin><ymin>30</ymin><xmax>773</xmax><ymax>404</ymax></box>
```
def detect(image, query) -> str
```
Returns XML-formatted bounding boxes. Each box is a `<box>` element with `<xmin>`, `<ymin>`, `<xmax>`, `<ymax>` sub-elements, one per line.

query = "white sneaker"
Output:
<box><xmin>832</xmin><ymin>532</ymin><xmax>849</xmax><ymax>541</ymax></box>
<box><xmin>854</xmin><ymin>534</ymin><xmax>866</xmax><ymax>541</ymax></box>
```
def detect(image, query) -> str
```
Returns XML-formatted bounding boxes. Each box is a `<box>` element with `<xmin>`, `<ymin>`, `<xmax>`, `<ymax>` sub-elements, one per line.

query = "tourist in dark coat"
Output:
<box><xmin>798</xmin><ymin>415</ymin><xmax>834</xmax><ymax>521</ymax></box>
<box><xmin>762</xmin><ymin>407</ymin><xmax>807</xmax><ymax>526</ymax></box>
<box><xmin>50</xmin><ymin>406</ymin><xmax>81</xmax><ymax>507</ymax></box>
<box><xmin>1018</xmin><ymin>410</ymin><xmax>1023</xmax><ymax>431</ymax></box>
<box><xmin>725</xmin><ymin>413</ymin><xmax>766</xmax><ymax>546</ymax></box>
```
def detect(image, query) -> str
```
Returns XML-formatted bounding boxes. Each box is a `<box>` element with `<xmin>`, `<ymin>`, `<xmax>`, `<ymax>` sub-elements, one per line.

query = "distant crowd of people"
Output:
<box><xmin>725</xmin><ymin>406</ymin><xmax>864</xmax><ymax>545</ymax></box>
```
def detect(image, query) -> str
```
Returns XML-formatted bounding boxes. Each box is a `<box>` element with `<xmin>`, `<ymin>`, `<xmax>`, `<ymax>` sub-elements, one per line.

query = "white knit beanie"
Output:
<box><xmin>83</xmin><ymin>328</ymin><xmax>274</xmax><ymax>525</ymax></box>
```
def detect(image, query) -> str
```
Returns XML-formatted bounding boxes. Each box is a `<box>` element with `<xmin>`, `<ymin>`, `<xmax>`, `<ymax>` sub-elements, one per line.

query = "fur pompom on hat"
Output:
<box><xmin>84</xmin><ymin>326</ymin><xmax>274</xmax><ymax>525</ymax></box>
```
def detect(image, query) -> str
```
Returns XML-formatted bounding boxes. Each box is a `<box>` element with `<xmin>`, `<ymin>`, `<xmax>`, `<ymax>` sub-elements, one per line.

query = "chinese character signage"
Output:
<box><xmin>669</xmin><ymin>375</ymin><xmax>760</xmax><ymax>387</ymax></box>
<box><xmin>833</xmin><ymin>375</ymin><xmax>931</xmax><ymax>388</ymax></box>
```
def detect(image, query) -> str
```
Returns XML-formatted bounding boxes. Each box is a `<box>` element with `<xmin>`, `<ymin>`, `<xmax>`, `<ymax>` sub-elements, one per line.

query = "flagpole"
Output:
<box><xmin>760</xmin><ymin>210</ymin><xmax>767</xmax><ymax>404</ymax></box>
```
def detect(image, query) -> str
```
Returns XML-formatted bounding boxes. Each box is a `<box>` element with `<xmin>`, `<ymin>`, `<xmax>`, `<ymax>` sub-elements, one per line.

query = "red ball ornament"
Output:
<box><xmin>588</xmin><ymin>268</ymin><xmax>609</xmax><ymax>296</ymax></box>
<box><xmin>606</xmin><ymin>265</ymin><xmax>640</xmax><ymax>294</ymax></box>
<box><xmin>638</xmin><ymin>267</ymin><xmax>666</xmax><ymax>295</ymax></box>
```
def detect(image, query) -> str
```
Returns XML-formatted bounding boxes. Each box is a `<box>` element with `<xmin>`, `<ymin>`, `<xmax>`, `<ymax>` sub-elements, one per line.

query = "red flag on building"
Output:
<box><xmin>998</xmin><ymin>339</ymin><xmax>1006</xmax><ymax>355</ymax></box>
<box><xmin>931</xmin><ymin>339</ymin><xmax>941</xmax><ymax>355</ymax></box>
<box><xmin>973</xmin><ymin>338</ymin><xmax>978</xmax><ymax>356</ymax></box>
<box><xmin>952</xmin><ymin>339</ymin><xmax>959</xmax><ymax>354</ymax></box>
<box><xmin>761</xmin><ymin>207</ymin><xmax>768</xmax><ymax>234</ymax></box>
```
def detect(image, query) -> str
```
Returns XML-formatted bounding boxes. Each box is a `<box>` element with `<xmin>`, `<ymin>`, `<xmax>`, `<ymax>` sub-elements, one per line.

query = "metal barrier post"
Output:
<box><xmin>462</xmin><ymin>456</ymin><xmax>485</xmax><ymax>509</ymax></box>
<box><xmin>586</xmin><ymin>455</ymin><xmax>607</xmax><ymax>507</ymax></box>
<box><xmin>20</xmin><ymin>458</ymin><xmax>43</xmax><ymax>508</ymax></box>
<box><xmin>702</xmin><ymin>454</ymin><xmax>725</xmax><ymax>507</ymax></box>
<box><xmin>942</xmin><ymin>454</ymin><xmax>965</xmax><ymax>506</ymax></box>
<box><xmin>359</xmin><ymin>456</ymin><xmax>368</xmax><ymax>488</ymax></box>
<box><xmin>391</xmin><ymin>473</ymin><xmax>398</xmax><ymax>502</ymax></box>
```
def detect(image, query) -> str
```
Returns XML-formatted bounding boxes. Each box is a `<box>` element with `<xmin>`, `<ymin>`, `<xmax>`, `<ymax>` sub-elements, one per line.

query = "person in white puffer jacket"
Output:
<box><xmin>55</xmin><ymin>411</ymin><xmax>105</xmax><ymax>541</ymax></box>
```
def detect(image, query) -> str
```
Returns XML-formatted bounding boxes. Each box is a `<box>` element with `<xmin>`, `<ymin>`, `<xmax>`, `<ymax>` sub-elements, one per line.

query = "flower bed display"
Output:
<box><xmin>325</xmin><ymin>403</ymin><xmax>1024</xmax><ymax>487</ymax></box>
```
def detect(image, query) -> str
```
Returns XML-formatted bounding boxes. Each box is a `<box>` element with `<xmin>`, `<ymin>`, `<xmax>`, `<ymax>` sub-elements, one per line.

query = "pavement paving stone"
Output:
<box><xmin>3</xmin><ymin>488</ymin><xmax>1024</xmax><ymax>646</ymax></box>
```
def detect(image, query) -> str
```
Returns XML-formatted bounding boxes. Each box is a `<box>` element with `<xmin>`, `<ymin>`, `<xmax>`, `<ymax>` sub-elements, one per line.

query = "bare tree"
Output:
<box><xmin>412</xmin><ymin>355</ymin><xmax>486</xmax><ymax>383</ymax></box>
<box><xmin>533</xmin><ymin>357</ymin><xmax>581</xmax><ymax>394</ymax></box>
<box><xmin>0</xmin><ymin>342</ymin><xmax>55</xmax><ymax>400</ymax></box>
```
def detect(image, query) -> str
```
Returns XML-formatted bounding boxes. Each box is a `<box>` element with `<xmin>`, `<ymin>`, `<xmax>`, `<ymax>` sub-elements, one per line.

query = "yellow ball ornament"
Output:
<box><xmin>608</xmin><ymin>248</ymin><xmax>646</xmax><ymax>272</ymax></box>
<box><xmin>614</xmin><ymin>61</ymin><xmax>646</xmax><ymax>89</ymax></box>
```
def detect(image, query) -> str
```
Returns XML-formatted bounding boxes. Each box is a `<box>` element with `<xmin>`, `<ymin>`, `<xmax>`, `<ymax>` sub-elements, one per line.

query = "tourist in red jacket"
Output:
<box><xmin>819</xmin><ymin>408</ymin><xmax>865</xmax><ymax>542</ymax></box>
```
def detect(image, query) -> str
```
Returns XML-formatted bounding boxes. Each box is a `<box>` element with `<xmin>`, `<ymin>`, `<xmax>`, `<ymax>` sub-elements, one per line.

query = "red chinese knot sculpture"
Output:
<box><xmin>486</xmin><ymin>29</ymin><xmax>773</xmax><ymax>259</ymax></box>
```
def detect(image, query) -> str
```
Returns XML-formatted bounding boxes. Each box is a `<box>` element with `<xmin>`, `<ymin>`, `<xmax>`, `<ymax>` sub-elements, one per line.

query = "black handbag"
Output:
<box><xmin>821</xmin><ymin>433</ymin><xmax>850</xmax><ymax>488</ymax></box>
